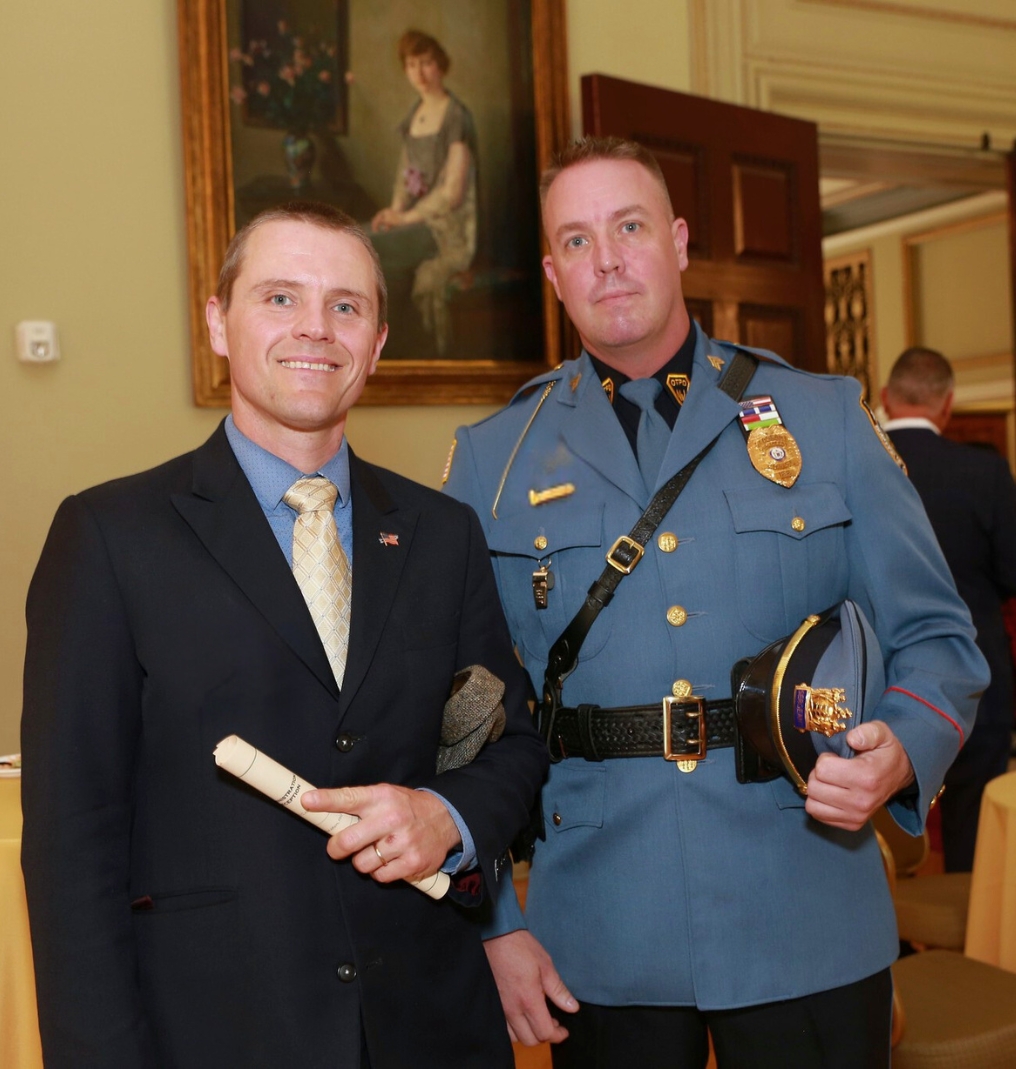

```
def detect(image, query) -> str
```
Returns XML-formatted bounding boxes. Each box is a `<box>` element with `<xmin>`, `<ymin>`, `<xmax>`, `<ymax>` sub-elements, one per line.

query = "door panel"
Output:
<box><xmin>582</xmin><ymin>74</ymin><xmax>825</xmax><ymax>372</ymax></box>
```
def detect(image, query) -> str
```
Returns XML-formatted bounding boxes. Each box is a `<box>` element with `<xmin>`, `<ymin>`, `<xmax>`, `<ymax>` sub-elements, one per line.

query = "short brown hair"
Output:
<box><xmin>886</xmin><ymin>346</ymin><xmax>954</xmax><ymax>407</ymax></box>
<box><xmin>539</xmin><ymin>136</ymin><xmax>673</xmax><ymax>216</ymax></box>
<box><xmin>397</xmin><ymin>29</ymin><xmax>450</xmax><ymax>74</ymax></box>
<box><xmin>216</xmin><ymin>201</ymin><xmax>388</xmax><ymax>327</ymax></box>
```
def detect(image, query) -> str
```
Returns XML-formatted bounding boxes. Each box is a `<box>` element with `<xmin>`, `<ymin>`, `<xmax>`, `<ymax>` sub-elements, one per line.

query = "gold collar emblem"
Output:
<box><xmin>665</xmin><ymin>373</ymin><xmax>690</xmax><ymax>406</ymax></box>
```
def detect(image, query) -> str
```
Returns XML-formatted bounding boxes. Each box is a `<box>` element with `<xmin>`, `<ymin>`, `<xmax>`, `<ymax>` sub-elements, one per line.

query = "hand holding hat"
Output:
<box><xmin>806</xmin><ymin>720</ymin><xmax>915</xmax><ymax>831</ymax></box>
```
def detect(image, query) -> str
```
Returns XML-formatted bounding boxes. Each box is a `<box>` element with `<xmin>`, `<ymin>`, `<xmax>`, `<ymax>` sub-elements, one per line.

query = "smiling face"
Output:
<box><xmin>205</xmin><ymin>219</ymin><xmax>387</xmax><ymax>467</ymax></box>
<box><xmin>541</xmin><ymin>158</ymin><xmax>691</xmax><ymax>378</ymax></box>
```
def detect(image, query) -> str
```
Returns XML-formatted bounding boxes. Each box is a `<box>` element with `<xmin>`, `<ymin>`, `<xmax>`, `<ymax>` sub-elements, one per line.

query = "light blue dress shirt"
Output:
<box><xmin>224</xmin><ymin>416</ymin><xmax>474</xmax><ymax>873</ymax></box>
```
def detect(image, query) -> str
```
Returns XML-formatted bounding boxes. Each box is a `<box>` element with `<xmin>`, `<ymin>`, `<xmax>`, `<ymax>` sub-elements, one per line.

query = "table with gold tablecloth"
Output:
<box><xmin>0</xmin><ymin>776</ymin><xmax>43</xmax><ymax>1069</ymax></box>
<box><xmin>965</xmin><ymin>770</ymin><xmax>1016</xmax><ymax>973</ymax></box>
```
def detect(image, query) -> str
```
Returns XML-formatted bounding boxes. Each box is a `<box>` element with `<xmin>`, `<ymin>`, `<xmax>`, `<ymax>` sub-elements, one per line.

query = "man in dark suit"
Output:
<box><xmin>21</xmin><ymin>202</ymin><xmax>547</xmax><ymax>1068</ymax></box>
<box><xmin>883</xmin><ymin>346</ymin><xmax>1016</xmax><ymax>871</ymax></box>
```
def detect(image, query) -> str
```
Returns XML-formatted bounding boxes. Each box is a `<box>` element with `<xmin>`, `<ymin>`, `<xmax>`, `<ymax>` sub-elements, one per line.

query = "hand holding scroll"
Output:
<box><xmin>214</xmin><ymin>735</ymin><xmax>449</xmax><ymax>899</ymax></box>
<box><xmin>301</xmin><ymin>783</ymin><xmax>461</xmax><ymax>888</ymax></box>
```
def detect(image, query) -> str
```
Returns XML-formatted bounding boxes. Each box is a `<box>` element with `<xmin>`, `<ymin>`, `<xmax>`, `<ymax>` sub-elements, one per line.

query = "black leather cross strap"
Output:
<box><xmin>549</xmin><ymin>699</ymin><xmax>737</xmax><ymax>761</ymax></box>
<box><xmin>539</xmin><ymin>351</ymin><xmax>759</xmax><ymax>747</ymax></box>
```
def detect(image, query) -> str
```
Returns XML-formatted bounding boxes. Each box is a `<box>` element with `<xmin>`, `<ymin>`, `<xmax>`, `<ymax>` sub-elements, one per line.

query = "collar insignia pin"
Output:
<box><xmin>379</xmin><ymin>531</ymin><xmax>399</xmax><ymax>547</ymax></box>
<box><xmin>665</xmin><ymin>373</ymin><xmax>690</xmax><ymax>406</ymax></box>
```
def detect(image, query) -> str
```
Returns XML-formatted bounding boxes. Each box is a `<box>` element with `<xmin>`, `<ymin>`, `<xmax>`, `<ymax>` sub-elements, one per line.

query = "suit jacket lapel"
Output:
<box><xmin>338</xmin><ymin>453</ymin><xmax>418</xmax><ymax>713</ymax></box>
<box><xmin>171</xmin><ymin>424</ymin><xmax>339</xmax><ymax>699</ymax></box>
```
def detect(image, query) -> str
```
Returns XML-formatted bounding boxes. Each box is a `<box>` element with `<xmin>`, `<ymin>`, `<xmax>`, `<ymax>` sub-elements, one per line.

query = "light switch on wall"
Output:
<box><xmin>16</xmin><ymin>321</ymin><xmax>61</xmax><ymax>363</ymax></box>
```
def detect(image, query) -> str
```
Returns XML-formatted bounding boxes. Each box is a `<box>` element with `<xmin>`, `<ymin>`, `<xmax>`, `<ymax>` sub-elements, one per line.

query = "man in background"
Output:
<box><xmin>21</xmin><ymin>201</ymin><xmax>546</xmax><ymax>1068</ymax></box>
<box><xmin>883</xmin><ymin>346</ymin><xmax>1016</xmax><ymax>871</ymax></box>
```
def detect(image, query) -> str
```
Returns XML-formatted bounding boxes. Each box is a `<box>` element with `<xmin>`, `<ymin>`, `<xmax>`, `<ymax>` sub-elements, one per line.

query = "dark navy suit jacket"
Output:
<box><xmin>887</xmin><ymin>425</ymin><xmax>1016</xmax><ymax>732</ymax></box>
<box><xmin>21</xmin><ymin>422</ymin><xmax>546</xmax><ymax>1069</ymax></box>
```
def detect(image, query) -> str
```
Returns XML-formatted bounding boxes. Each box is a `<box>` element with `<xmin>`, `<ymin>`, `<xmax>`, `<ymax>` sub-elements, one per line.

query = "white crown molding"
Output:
<box><xmin>689</xmin><ymin>0</ymin><xmax>1016</xmax><ymax>145</ymax></box>
<box><xmin>799</xmin><ymin>0</ymin><xmax>1016</xmax><ymax>35</ymax></box>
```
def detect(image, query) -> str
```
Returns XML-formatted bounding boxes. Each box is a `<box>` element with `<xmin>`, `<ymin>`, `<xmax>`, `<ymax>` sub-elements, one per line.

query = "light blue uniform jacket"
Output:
<box><xmin>444</xmin><ymin>325</ymin><xmax>987</xmax><ymax>1009</ymax></box>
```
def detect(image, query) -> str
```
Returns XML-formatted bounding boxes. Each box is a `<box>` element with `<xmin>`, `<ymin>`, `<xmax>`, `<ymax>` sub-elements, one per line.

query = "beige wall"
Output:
<box><xmin>0</xmin><ymin>0</ymin><xmax>692</xmax><ymax>752</ymax></box>
<box><xmin>822</xmin><ymin>192</ymin><xmax>1012</xmax><ymax>408</ymax></box>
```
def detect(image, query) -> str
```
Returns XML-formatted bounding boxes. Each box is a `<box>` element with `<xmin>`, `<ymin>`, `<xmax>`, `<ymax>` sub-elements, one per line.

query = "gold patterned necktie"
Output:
<box><xmin>283</xmin><ymin>477</ymin><xmax>352</xmax><ymax>688</ymax></box>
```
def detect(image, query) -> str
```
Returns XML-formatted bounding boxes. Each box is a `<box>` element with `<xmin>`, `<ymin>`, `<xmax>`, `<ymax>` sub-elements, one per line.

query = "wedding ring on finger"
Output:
<box><xmin>373</xmin><ymin>842</ymin><xmax>388</xmax><ymax>866</ymax></box>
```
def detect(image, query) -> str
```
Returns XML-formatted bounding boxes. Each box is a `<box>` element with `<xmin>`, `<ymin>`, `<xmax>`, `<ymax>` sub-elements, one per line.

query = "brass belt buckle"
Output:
<box><xmin>606</xmin><ymin>535</ymin><xmax>645</xmax><ymax>574</ymax></box>
<box><xmin>662</xmin><ymin>696</ymin><xmax>706</xmax><ymax>762</ymax></box>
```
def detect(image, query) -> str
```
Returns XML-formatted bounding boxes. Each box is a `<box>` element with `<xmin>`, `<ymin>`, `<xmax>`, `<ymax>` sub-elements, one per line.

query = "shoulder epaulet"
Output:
<box><xmin>505</xmin><ymin>363</ymin><xmax>567</xmax><ymax>407</ymax></box>
<box><xmin>859</xmin><ymin>396</ymin><xmax>908</xmax><ymax>474</ymax></box>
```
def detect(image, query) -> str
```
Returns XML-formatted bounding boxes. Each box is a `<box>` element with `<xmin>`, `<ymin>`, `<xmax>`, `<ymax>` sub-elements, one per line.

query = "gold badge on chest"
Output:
<box><xmin>738</xmin><ymin>396</ymin><xmax>802</xmax><ymax>488</ymax></box>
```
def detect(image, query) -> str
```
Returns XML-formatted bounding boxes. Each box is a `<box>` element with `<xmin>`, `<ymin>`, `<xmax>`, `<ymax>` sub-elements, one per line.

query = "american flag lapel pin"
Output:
<box><xmin>378</xmin><ymin>531</ymin><xmax>399</xmax><ymax>547</ymax></box>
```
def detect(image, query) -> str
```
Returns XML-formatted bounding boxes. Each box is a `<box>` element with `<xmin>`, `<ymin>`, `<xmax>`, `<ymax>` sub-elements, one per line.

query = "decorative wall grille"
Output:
<box><xmin>824</xmin><ymin>250</ymin><xmax>875</xmax><ymax>398</ymax></box>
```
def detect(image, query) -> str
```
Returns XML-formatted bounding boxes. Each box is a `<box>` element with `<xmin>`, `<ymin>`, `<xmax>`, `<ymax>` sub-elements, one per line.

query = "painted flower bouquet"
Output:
<box><xmin>229</xmin><ymin>21</ymin><xmax>339</xmax><ymax>136</ymax></box>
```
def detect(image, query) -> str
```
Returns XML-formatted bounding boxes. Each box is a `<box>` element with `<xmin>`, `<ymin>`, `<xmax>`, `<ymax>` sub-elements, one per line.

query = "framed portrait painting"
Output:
<box><xmin>178</xmin><ymin>0</ymin><xmax>570</xmax><ymax>405</ymax></box>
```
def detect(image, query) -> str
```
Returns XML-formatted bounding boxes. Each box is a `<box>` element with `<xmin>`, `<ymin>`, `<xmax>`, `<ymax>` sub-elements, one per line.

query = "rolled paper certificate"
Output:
<box><xmin>214</xmin><ymin>734</ymin><xmax>449</xmax><ymax>900</ymax></box>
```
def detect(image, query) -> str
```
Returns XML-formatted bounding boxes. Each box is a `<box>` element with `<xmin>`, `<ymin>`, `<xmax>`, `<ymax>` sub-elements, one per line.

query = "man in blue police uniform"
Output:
<box><xmin>443</xmin><ymin>138</ymin><xmax>988</xmax><ymax>1068</ymax></box>
<box><xmin>883</xmin><ymin>346</ymin><xmax>1016</xmax><ymax>872</ymax></box>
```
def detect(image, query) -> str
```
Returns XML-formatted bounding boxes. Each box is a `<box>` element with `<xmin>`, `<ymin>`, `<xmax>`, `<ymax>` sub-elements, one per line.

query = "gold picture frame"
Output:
<box><xmin>177</xmin><ymin>0</ymin><xmax>570</xmax><ymax>406</ymax></box>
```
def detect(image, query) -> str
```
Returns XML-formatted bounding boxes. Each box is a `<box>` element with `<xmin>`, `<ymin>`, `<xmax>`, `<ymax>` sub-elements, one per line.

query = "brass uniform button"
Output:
<box><xmin>552</xmin><ymin>812</ymin><xmax>562</xmax><ymax>826</ymax></box>
<box><xmin>534</xmin><ymin>535</ymin><xmax>548</xmax><ymax>551</ymax></box>
<box><xmin>657</xmin><ymin>532</ymin><xmax>678</xmax><ymax>553</ymax></box>
<box><xmin>666</xmin><ymin>605</ymin><xmax>688</xmax><ymax>627</ymax></box>
<box><xmin>672</xmin><ymin>679</ymin><xmax>692</xmax><ymax>698</ymax></box>
<box><xmin>791</xmin><ymin>516</ymin><xmax>805</xmax><ymax>532</ymax></box>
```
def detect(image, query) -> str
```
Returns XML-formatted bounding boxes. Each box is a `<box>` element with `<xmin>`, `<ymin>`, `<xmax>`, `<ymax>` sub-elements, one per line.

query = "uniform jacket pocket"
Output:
<box><xmin>724</xmin><ymin>482</ymin><xmax>852</xmax><ymax>643</ymax></box>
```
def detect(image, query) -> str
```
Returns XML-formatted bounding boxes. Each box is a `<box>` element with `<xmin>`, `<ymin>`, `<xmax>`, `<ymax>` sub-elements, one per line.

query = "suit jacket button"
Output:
<box><xmin>337</xmin><ymin>963</ymin><xmax>357</xmax><ymax>983</ymax></box>
<box><xmin>335</xmin><ymin>734</ymin><xmax>355</xmax><ymax>752</ymax></box>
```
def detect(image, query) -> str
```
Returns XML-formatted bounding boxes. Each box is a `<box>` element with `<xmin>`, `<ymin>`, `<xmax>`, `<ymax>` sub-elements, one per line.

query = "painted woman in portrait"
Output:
<box><xmin>370</xmin><ymin>30</ymin><xmax>478</xmax><ymax>357</ymax></box>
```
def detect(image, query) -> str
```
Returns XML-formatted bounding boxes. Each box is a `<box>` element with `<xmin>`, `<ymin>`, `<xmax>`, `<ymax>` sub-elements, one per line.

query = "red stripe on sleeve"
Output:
<box><xmin>886</xmin><ymin>686</ymin><xmax>965</xmax><ymax>746</ymax></box>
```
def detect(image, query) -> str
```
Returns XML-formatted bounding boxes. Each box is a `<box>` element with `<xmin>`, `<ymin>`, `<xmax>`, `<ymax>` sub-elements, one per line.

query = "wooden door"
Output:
<box><xmin>582</xmin><ymin>74</ymin><xmax>826</xmax><ymax>372</ymax></box>
<box><xmin>945</xmin><ymin>411</ymin><xmax>1009</xmax><ymax>458</ymax></box>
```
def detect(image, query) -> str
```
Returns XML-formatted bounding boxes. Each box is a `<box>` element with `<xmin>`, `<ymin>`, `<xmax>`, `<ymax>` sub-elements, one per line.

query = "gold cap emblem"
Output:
<box><xmin>793</xmin><ymin>684</ymin><xmax>853</xmax><ymax>737</ymax></box>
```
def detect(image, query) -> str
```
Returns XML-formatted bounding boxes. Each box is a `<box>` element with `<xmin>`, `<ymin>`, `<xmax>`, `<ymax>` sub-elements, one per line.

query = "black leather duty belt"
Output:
<box><xmin>547</xmin><ymin>698</ymin><xmax>737</xmax><ymax>762</ymax></box>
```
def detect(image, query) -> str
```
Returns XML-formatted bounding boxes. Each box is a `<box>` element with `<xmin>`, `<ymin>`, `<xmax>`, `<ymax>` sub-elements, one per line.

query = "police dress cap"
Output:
<box><xmin>732</xmin><ymin>600</ymin><xmax>884</xmax><ymax>794</ymax></box>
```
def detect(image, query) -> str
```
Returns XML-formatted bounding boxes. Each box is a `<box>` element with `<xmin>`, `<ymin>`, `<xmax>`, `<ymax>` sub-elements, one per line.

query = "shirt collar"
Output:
<box><xmin>586</xmin><ymin>327</ymin><xmax>696</xmax><ymax>396</ymax></box>
<box><xmin>881</xmin><ymin>416</ymin><xmax>940</xmax><ymax>435</ymax></box>
<box><xmin>586</xmin><ymin>328</ymin><xmax>696</xmax><ymax>432</ymax></box>
<box><xmin>224</xmin><ymin>414</ymin><xmax>351</xmax><ymax>510</ymax></box>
